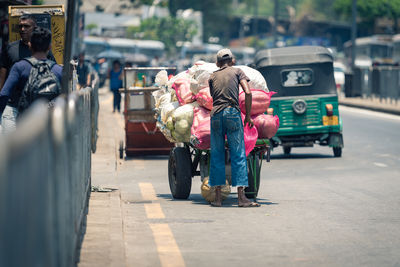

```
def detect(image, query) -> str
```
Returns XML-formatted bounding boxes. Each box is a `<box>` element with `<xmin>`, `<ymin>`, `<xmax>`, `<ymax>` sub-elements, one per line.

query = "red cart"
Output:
<box><xmin>119</xmin><ymin>67</ymin><xmax>176</xmax><ymax>158</ymax></box>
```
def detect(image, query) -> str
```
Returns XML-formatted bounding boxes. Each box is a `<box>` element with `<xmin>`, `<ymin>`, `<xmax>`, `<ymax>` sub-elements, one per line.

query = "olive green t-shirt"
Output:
<box><xmin>208</xmin><ymin>66</ymin><xmax>249</xmax><ymax>116</ymax></box>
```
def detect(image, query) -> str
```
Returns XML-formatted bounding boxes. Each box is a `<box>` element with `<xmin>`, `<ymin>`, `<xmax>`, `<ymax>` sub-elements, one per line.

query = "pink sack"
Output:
<box><xmin>172</xmin><ymin>78</ymin><xmax>194</xmax><ymax>105</ymax></box>
<box><xmin>194</xmin><ymin>87</ymin><xmax>213</xmax><ymax>110</ymax></box>
<box><xmin>253</xmin><ymin>114</ymin><xmax>280</xmax><ymax>139</ymax></box>
<box><xmin>241</xmin><ymin>113</ymin><xmax>258</xmax><ymax>156</ymax></box>
<box><xmin>191</xmin><ymin>107</ymin><xmax>211</xmax><ymax>149</ymax></box>
<box><xmin>239</xmin><ymin>89</ymin><xmax>276</xmax><ymax>116</ymax></box>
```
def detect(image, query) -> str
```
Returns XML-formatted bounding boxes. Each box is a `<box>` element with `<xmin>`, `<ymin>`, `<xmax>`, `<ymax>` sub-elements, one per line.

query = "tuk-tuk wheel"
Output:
<box><xmin>245</xmin><ymin>155</ymin><xmax>261</xmax><ymax>199</ymax></box>
<box><xmin>283</xmin><ymin>146</ymin><xmax>291</xmax><ymax>155</ymax></box>
<box><xmin>333</xmin><ymin>147</ymin><xmax>342</xmax><ymax>157</ymax></box>
<box><xmin>168</xmin><ymin>147</ymin><xmax>192</xmax><ymax>199</ymax></box>
<box><xmin>119</xmin><ymin>141</ymin><xmax>124</xmax><ymax>159</ymax></box>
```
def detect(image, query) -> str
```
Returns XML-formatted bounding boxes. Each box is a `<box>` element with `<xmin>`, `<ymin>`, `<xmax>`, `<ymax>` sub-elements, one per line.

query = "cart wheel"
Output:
<box><xmin>245</xmin><ymin>154</ymin><xmax>261</xmax><ymax>199</ymax></box>
<box><xmin>283</xmin><ymin>146</ymin><xmax>291</xmax><ymax>155</ymax></box>
<box><xmin>333</xmin><ymin>147</ymin><xmax>342</xmax><ymax>157</ymax></box>
<box><xmin>119</xmin><ymin>141</ymin><xmax>124</xmax><ymax>159</ymax></box>
<box><xmin>168</xmin><ymin>147</ymin><xmax>192</xmax><ymax>199</ymax></box>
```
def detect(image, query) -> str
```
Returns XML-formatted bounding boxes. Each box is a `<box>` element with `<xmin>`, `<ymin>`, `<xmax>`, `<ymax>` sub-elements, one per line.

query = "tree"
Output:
<box><xmin>334</xmin><ymin>0</ymin><xmax>400</xmax><ymax>33</ymax></box>
<box><xmin>168</xmin><ymin>0</ymin><xmax>232</xmax><ymax>43</ymax></box>
<box><xmin>126</xmin><ymin>16</ymin><xmax>196</xmax><ymax>56</ymax></box>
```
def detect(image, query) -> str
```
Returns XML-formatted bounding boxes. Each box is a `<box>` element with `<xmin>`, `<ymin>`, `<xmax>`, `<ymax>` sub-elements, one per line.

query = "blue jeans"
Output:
<box><xmin>1</xmin><ymin>105</ymin><xmax>18</xmax><ymax>134</ymax></box>
<box><xmin>209</xmin><ymin>107</ymin><xmax>248</xmax><ymax>187</ymax></box>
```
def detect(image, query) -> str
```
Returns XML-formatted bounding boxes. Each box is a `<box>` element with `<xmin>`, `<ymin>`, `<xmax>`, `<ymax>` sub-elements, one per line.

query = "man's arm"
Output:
<box><xmin>240</xmin><ymin>79</ymin><xmax>254</xmax><ymax>128</ymax></box>
<box><xmin>0</xmin><ymin>64</ymin><xmax>20</xmax><ymax>114</ymax></box>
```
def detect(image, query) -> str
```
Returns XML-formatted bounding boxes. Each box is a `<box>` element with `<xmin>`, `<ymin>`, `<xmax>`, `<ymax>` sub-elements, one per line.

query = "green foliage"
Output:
<box><xmin>86</xmin><ymin>23</ymin><xmax>98</xmax><ymax>31</ymax></box>
<box><xmin>334</xmin><ymin>0</ymin><xmax>400</xmax><ymax>21</ymax></box>
<box><xmin>126</xmin><ymin>17</ymin><xmax>196</xmax><ymax>55</ymax></box>
<box><xmin>32</xmin><ymin>0</ymin><xmax>44</xmax><ymax>5</ymax></box>
<box><xmin>168</xmin><ymin>0</ymin><xmax>232</xmax><ymax>42</ymax></box>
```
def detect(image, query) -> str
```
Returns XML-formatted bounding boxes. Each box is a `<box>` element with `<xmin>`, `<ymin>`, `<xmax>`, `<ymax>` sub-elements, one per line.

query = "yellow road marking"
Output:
<box><xmin>149</xmin><ymin>224</ymin><xmax>185</xmax><ymax>267</ymax></box>
<box><xmin>144</xmin><ymin>203</ymin><xmax>165</xmax><ymax>219</ymax></box>
<box><xmin>139</xmin><ymin>182</ymin><xmax>158</xmax><ymax>201</ymax></box>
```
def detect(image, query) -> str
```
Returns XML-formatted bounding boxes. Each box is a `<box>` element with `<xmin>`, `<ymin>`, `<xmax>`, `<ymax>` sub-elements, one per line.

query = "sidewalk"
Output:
<box><xmin>79</xmin><ymin>88</ymin><xmax>126</xmax><ymax>267</ymax></box>
<box><xmin>339</xmin><ymin>96</ymin><xmax>400</xmax><ymax>115</ymax></box>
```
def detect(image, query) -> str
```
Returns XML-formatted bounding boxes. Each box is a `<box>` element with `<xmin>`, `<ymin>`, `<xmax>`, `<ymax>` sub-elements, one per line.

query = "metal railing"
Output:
<box><xmin>0</xmin><ymin>77</ymin><xmax>99</xmax><ymax>266</ymax></box>
<box><xmin>346</xmin><ymin>66</ymin><xmax>400</xmax><ymax>103</ymax></box>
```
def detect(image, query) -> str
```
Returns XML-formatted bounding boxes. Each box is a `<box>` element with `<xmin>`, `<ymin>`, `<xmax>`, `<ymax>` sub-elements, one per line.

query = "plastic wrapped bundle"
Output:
<box><xmin>170</xmin><ymin>103</ymin><xmax>198</xmax><ymax>142</ymax></box>
<box><xmin>172</xmin><ymin>77</ymin><xmax>194</xmax><ymax>105</ymax></box>
<box><xmin>194</xmin><ymin>87</ymin><xmax>213</xmax><ymax>110</ymax></box>
<box><xmin>155</xmin><ymin>70</ymin><xmax>168</xmax><ymax>86</ymax></box>
<box><xmin>161</xmin><ymin>101</ymin><xmax>180</xmax><ymax>123</ymax></box>
<box><xmin>201</xmin><ymin>177</ymin><xmax>231</xmax><ymax>203</ymax></box>
<box><xmin>191</xmin><ymin>107</ymin><xmax>211</xmax><ymax>149</ymax></box>
<box><xmin>253</xmin><ymin>114</ymin><xmax>280</xmax><ymax>139</ymax></box>
<box><xmin>241</xmin><ymin>113</ymin><xmax>258</xmax><ymax>156</ymax></box>
<box><xmin>239</xmin><ymin>90</ymin><xmax>276</xmax><ymax>116</ymax></box>
<box><xmin>234</xmin><ymin>65</ymin><xmax>269</xmax><ymax>91</ymax></box>
<box><xmin>153</xmin><ymin>89</ymin><xmax>170</xmax><ymax>108</ymax></box>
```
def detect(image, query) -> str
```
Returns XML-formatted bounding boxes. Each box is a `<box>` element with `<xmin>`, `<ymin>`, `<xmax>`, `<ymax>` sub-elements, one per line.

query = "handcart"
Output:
<box><xmin>168</xmin><ymin>139</ymin><xmax>271</xmax><ymax>201</ymax></box>
<box><xmin>119</xmin><ymin>67</ymin><xmax>176</xmax><ymax>158</ymax></box>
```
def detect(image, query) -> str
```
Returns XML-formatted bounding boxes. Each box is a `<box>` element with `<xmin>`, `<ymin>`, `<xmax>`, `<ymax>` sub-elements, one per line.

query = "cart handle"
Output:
<box><xmin>141</xmin><ymin>122</ymin><xmax>158</xmax><ymax>134</ymax></box>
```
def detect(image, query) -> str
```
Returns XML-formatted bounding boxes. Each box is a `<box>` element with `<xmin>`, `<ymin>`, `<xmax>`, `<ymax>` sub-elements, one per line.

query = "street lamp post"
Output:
<box><xmin>351</xmin><ymin>0</ymin><xmax>357</xmax><ymax>70</ymax></box>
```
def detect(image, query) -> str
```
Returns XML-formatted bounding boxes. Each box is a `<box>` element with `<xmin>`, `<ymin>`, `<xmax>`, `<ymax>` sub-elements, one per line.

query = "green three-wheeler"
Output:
<box><xmin>255</xmin><ymin>46</ymin><xmax>343</xmax><ymax>157</ymax></box>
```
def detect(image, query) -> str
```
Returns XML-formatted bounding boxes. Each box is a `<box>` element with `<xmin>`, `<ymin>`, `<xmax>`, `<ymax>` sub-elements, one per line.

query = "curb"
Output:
<box><xmin>339</xmin><ymin>100</ymin><xmax>400</xmax><ymax>116</ymax></box>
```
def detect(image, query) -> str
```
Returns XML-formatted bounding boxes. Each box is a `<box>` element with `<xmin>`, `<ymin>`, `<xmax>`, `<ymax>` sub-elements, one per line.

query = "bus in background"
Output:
<box><xmin>106</xmin><ymin>38</ymin><xmax>165</xmax><ymax>64</ymax></box>
<box><xmin>392</xmin><ymin>34</ymin><xmax>400</xmax><ymax>64</ymax></box>
<box><xmin>83</xmin><ymin>36</ymin><xmax>109</xmax><ymax>58</ymax></box>
<box><xmin>177</xmin><ymin>42</ymin><xmax>223</xmax><ymax>71</ymax></box>
<box><xmin>344</xmin><ymin>35</ymin><xmax>393</xmax><ymax>67</ymax></box>
<box><xmin>230</xmin><ymin>46</ymin><xmax>256</xmax><ymax>65</ymax></box>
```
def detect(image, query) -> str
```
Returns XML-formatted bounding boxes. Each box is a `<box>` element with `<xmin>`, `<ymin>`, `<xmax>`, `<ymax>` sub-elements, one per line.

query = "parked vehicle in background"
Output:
<box><xmin>344</xmin><ymin>35</ymin><xmax>393</xmax><ymax>67</ymax></box>
<box><xmin>107</xmin><ymin>38</ymin><xmax>165</xmax><ymax>61</ymax></box>
<box><xmin>177</xmin><ymin>42</ymin><xmax>223</xmax><ymax>70</ymax></box>
<box><xmin>255</xmin><ymin>46</ymin><xmax>344</xmax><ymax>157</ymax></box>
<box><xmin>83</xmin><ymin>36</ymin><xmax>110</xmax><ymax>58</ymax></box>
<box><xmin>230</xmin><ymin>46</ymin><xmax>255</xmax><ymax>65</ymax></box>
<box><xmin>333</xmin><ymin>61</ymin><xmax>346</xmax><ymax>97</ymax></box>
<box><xmin>392</xmin><ymin>34</ymin><xmax>400</xmax><ymax>64</ymax></box>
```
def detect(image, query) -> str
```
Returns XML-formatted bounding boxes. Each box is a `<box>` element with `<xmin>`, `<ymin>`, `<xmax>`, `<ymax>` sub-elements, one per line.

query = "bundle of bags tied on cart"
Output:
<box><xmin>152</xmin><ymin>61</ymin><xmax>279</xmax><ymax>155</ymax></box>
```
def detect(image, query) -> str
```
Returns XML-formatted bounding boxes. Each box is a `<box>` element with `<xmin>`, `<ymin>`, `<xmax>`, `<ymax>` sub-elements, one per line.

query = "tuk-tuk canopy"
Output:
<box><xmin>255</xmin><ymin>46</ymin><xmax>334</xmax><ymax>68</ymax></box>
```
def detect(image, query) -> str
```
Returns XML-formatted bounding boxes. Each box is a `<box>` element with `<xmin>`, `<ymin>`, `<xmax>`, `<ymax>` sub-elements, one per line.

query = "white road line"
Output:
<box><xmin>339</xmin><ymin>106</ymin><xmax>400</xmax><ymax>122</ymax></box>
<box><xmin>373</xmin><ymin>162</ymin><xmax>388</xmax><ymax>168</ymax></box>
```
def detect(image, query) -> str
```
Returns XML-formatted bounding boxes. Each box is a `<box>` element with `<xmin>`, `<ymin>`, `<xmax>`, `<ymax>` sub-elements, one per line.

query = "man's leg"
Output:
<box><xmin>224</xmin><ymin>108</ymin><xmax>259</xmax><ymax>207</ymax></box>
<box><xmin>210</xmin><ymin>111</ymin><xmax>226</xmax><ymax>206</ymax></box>
<box><xmin>1</xmin><ymin>105</ymin><xmax>18</xmax><ymax>134</ymax></box>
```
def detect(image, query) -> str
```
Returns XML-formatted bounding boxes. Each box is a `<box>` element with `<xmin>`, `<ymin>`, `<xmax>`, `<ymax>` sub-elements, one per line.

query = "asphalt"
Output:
<box><xmin>79</xmin><ymin>88</ymin><xmax>400</xmax><ymax>267</ymax></box>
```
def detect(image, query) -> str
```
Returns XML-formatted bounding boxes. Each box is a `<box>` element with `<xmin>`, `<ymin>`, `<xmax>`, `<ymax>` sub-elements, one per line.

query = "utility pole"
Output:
<box><xmin>61</xmin><ymin>0</ymin><xmax>79</xmax><ymax>95</ymax></box>
<box><xmin>351</xmin><ymin>0</ymin><xmax>357</xmax><ymax>70</ymax></box>
<box><xmin>253</xmin><ymin>0</ymin><xmax>258</xmax><ymax>38</ymax></box>
<box><xmin>273</xmin><ymin>0</ymin><xmax>279</xmax><ymax>47</ymax></box>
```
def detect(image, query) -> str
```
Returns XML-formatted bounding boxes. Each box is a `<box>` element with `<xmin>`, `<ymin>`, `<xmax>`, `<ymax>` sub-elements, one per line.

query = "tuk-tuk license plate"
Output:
<box><xmin>323</xmin><ymin>116</ymin><xmax>338</xmax><ymax>126</ymax></box>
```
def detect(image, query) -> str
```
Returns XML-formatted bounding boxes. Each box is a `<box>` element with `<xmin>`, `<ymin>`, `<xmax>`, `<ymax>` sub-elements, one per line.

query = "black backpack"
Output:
<box><xmin>18</xmin><ymin>57</ymin><xmax>61</xmax><ymax>112</ymax></box>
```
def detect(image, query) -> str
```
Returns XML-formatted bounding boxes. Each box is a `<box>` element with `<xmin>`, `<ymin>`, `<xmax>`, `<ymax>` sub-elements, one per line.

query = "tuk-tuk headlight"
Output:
<box><xmin>292</xmin><ymin>99</ymin><xmax>307</xmax><ymax>115</ymax></box>
<box><xmin>325</xmin><ymin>104</ymin><xmax>333</xmax><ymax>116</ymax></box>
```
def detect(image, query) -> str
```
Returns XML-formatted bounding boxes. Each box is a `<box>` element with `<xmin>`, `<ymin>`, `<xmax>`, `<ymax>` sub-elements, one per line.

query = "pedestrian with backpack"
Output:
<box><xmin>0</xmin><ymin>27</ymin><xmax>62</xmax><ymax>134</ymax></box>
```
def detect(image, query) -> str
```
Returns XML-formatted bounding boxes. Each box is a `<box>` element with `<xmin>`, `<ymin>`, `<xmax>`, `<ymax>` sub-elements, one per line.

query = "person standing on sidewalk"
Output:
<box><xmin>0</xmin><ymin>14</ymin><xmax>55</xmax><ymax>132</ymax></box>
<box><xmin>108</xmin><ymin>60</ymin><xmax>123</xmax><ymax>113</ymax></box>
<box><xmin>0</xmin><ymin>27</ymin><xmax>62</xmax><ymax>131</ymax></box>
<box><xmin>76</xmin><ymin>51</ymin><xmax>92</xmax><ymax>89</ymax></box>
<box><xmin>208</xmin><ymin>48</ymin><xmax>259</xmax><ymax>207</ymax></box>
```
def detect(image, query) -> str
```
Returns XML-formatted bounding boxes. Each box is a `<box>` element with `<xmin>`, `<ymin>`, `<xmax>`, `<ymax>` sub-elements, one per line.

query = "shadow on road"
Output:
<box><xmin>270</xmin><ymin>153</ymin><xmax>336</xmax><ymax>160</ymax></box>
<box><xmin>124</xmin><ymin>155</ymin><xmax>169</xmax><ymax>161</ymax></box>
<box><xmin>157</xmin><ymin>193</ymin><xmax>279</xmax><ymax>208</ymax></box>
